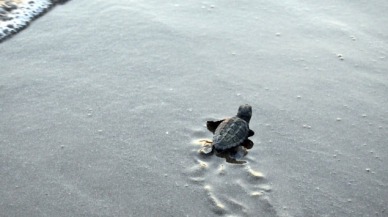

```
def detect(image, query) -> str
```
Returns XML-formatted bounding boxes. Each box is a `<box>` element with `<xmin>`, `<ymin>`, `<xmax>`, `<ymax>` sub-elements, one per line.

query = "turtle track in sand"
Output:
<box><xmin>185</xmin><ymin>137</ymin><xmax>278</xmax><ymax>217</ymax></box>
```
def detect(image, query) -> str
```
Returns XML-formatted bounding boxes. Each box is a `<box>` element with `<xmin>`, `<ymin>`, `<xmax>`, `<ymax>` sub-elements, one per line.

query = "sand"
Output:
<box><xmin>1</xmin><ymin>0</ymin><xmax>388</xmax><ymax>216</ymax></box>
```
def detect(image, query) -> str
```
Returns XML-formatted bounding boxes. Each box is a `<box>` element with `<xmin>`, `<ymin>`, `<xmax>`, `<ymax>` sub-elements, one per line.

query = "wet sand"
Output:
<box><xmin>1</xmin><ymin>0</ymin><xmax>388</xmax><ymax>216</ymax></box>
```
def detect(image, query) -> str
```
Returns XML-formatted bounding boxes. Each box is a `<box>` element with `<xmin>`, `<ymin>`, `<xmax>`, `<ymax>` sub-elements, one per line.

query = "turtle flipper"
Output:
<box><xmin>229</xmin><ymin>146</ymin><xmax>247</xmax><ymax>159</ymax></box>
<box><xmin>206</xmin><ymin>119</ymin><xmax>225</xmax><ymax>134</ymax></box>
<box><xmin>248</xmin><ymin>129</ymin><xmax>254</xmax><ymax>137</ymax></box>
<box><xmin>215</xmin><ymin>148</ymin><xmax>247</xmax><ymax>164</ymax></box>
<box><xmin>241</xmin><ymin>139</ymin><xmax>254</xmax><ymax>149</ymax></box>
<box><xmin>199</xmin><ymin>139</ymin><xmax>214</xmax><ymax>154</ymax></box>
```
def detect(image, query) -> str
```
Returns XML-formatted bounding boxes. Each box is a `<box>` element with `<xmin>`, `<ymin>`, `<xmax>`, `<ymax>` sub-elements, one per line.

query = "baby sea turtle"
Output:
<box><xmin>200</xmin><ymin>104</ymin><xmax>254</xmax><ymax>159</ymax></box>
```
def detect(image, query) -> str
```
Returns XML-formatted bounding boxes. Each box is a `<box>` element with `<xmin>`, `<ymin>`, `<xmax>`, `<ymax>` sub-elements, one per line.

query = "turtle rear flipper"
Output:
<box><xmin>206</xmin><ymin>119</ymin><xmax>225</xmax><ymax>134</ymax></box>
<box><xmin>229</xmin><ymin>146</ymin><xmax>247</xmax><ymax>159</ymax></box>
<box><xmin>241</xmin><ymin>139</ymin><xmax>254</xmax><ymax>149</ymax></box>
<box><xmin>248</xmin><ymin>129</ymin><xmax>254</xmax><ymax>137</ymax></box>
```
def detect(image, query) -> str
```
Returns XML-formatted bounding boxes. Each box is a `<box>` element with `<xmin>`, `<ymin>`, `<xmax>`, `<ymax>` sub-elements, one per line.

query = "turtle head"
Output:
<box><xmin>237</xmin><ymin>104</ymin><xmax>252</xmax><ymax>123</ymax></box>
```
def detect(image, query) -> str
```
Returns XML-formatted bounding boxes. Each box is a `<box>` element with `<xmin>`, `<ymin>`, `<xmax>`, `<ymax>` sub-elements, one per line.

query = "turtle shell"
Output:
<box><xmin>213</xmin><ymin>116</ymin><xmax>249</xmax><ymax>151</ymax></box>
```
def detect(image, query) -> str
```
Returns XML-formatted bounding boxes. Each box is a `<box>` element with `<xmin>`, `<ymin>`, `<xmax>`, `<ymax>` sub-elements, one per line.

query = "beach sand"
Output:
<box><xmin>1</xmin><ymin>0</ymin><xmax>388</xmax><ymax>216</ymax></box>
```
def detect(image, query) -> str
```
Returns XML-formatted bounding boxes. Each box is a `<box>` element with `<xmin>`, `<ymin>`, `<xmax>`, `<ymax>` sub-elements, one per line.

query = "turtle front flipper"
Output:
<box><xmin>206</xmin><ymin>119</ymin><xmax>225</xmax><ymax>134</ymax></box>
<box><xmin>248</xmin><ymin>129</ymin><xmax>255</xmax><ymax>137</ymax></box>
<box><xmin>198</xmin><ymin>139</ymin><xmax>214</xmax><ymax>154</ymax></box>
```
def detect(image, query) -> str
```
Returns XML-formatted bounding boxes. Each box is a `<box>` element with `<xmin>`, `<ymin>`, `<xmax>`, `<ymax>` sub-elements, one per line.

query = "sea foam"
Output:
<box><xmin>0</xmin><ymin>0</ymin><xmax>60</xmax><ymax>42</ymax></box>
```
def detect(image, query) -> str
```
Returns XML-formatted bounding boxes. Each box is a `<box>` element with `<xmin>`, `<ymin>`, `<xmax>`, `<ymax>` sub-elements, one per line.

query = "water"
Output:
<box><xmin>0</xmin><ymin>0</ymin><xmax>53</xmax><ymax>42</ymax></box>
